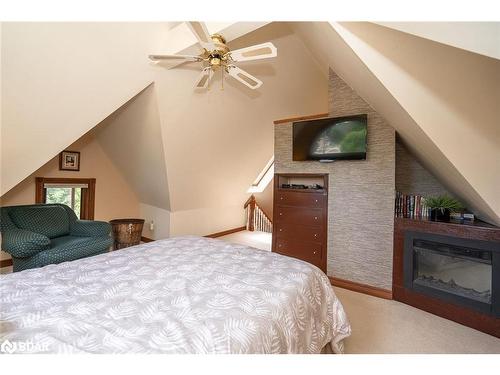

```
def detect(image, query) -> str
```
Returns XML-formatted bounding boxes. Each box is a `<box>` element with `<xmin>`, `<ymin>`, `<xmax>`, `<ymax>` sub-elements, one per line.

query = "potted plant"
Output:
<box><xmin>424</xmin><ymin>195</ymin><xmax>464</xmax><ymax>222</ymax></box>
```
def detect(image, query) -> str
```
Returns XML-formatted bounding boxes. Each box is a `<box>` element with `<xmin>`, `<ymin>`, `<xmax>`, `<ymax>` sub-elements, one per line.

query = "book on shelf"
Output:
<box><xmin>395</xmin><ymin>191</ymin><xmax>431</xmax><ymax>219</ymax></box>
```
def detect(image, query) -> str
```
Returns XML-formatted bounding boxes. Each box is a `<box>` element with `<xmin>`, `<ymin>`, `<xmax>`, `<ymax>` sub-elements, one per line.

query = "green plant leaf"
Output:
<box><xmin>423</xmin><ymin>195</ymin><xmax>465</xmax><ymax>213</ymax></box>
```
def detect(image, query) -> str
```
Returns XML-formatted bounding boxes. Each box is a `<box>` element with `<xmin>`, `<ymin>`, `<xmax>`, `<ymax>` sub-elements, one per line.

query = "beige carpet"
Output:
<box><xmin>219</xmin><ymin>230</ymin><xmax>500</xmax><ymax>354</ymax></box>
<box><xmin>219</xmin><ymin>230</ymin><xmax>272</xmax><ymax>251</ymax></box>
<box><xmin>333</xmin><ymin>287</ymin><xmax>500</xmax><ymax>354</ymax></box>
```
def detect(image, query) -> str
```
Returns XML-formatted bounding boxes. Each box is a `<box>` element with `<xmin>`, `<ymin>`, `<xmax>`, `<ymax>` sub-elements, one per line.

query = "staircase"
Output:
<box><xmin>244</xmin><ymin>195</ymin><xmax>272</xmax><ymax>233</ymax></box>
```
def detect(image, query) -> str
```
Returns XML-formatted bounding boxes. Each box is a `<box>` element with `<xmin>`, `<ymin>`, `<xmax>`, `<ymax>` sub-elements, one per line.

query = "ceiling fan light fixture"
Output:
<box><xmin>149</xmin><ymin>22</ymin><xmax>277</xmax><ymax>91</ymax></box>
<box><xmin>210</xmin><ymin>33</ymin><xmax>226</xmax><ymax>45</ymax></box>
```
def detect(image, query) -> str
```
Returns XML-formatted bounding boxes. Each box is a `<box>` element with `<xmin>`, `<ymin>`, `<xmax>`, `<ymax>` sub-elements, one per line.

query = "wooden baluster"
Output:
<box><xmin>244</xmin><ymin>195</ymin><xmax>273</xmax><ymax>233</ymax></box>
<box><xmin>255</xmin><ymin>206</ymin><xmax>260</xmax><ymax>231</ymax></box>
<box><xmin>246</xmin><ymin>206</ymin><xmax>249</xmax><ymax>230</ymax></box>
<box><xmin>246</xmin><ymin>195</ymin><xmax>256</xmax><ymax>232</ymax></box>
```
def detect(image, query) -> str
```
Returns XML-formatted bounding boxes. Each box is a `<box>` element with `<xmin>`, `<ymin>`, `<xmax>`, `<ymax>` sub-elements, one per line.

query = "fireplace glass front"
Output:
<box><xmin>413</xmin><ymin>239</ymin><xmax>492</xmax><ymax>304</ymax></box>
<box><xmin>404</xmin><ymin>231</ymin><xmax>499</xmax><ymax>316</ymax></box>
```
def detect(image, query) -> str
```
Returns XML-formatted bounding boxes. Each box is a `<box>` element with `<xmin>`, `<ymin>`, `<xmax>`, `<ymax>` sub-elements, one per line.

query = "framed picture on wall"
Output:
<box><xmin>59</xmin><ymin>150</ymin><xmax>80</xmax><ymax>171</ymax></box>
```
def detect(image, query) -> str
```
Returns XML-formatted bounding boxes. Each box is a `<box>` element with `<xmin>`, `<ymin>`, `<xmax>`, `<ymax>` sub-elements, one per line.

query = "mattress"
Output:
<box><xmin>0</xmin><ymin>236</ymin><xmax>351</xmax><ymax>354</ymax></box>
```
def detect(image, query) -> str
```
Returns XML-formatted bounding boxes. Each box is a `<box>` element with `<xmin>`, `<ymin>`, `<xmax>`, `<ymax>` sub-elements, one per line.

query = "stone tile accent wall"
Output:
<box><xmin>274</xmin><ymin>69</ymin><xmax>395</xmax><ymax>290</ymax></box>
<box><xmin>396</xmin><ymin>139</ymin><xmax>451</xmax><ymax>197</ymax></box>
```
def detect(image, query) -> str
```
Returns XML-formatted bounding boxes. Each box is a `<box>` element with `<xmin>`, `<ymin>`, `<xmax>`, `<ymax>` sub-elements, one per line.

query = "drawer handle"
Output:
<box><xmin>279</xmin><ymin>213</ymin><xmax>283</xmax><ymax>216</ymax></box>
<box><xmin>315</xmin><ymin>199</ymin><xmax>318</xmax><ymax>203</ymax></box>
<box><xmin>280</xmin><ymin>197</ymin><xmax>283</xmax><ymax>200</ymax></box>
<box><xmin>313</xmin><ymin>251</ymin><xmax>317</xmax><ymax>255</ymax></box>
<box><xmin>314</xmin><ymin>216</ymin><xmax>318</xmax><ymax>220</ymax></box>
<box><xmin>314</xmin><ymin>233</ymin><xmax>318</xmax><ymax>238</ymax></box>
<box><xmin>278</xmin><ymin>244</ymin><xmax>282</xmax><ymax>248</ymax></box>
<box><xmin>279</xmin><ymin>229</ymin><xmax>283</xmax><ymax>232</ymax></box>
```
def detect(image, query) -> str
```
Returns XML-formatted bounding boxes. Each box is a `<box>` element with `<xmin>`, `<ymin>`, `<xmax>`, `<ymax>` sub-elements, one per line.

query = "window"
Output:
<box><xmin>247</xmin><ymin>157</ymin><xmax>274</xmax><ymax>193</ymax></box>
<box><xmin>45</xmin><ymin>186</ymin><xmax>83</xmax><ymax>218</ymax></box>
<box><xmin>35</xmin><ymin>178</ymin><xmax>96</xmax><ymax>220</ymax></box>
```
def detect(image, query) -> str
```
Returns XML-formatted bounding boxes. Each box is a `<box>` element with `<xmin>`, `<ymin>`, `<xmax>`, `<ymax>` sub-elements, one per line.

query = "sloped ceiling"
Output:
<box><xmin>0</xmin><ymin>22</ymin><xmax>170</xmax><ymax>195</ymax></box>
<box><xmin>375</xmin><ymin>22</ymin><xmax>500</xmax><ymax>60</ymax></box>
<box><xmin>1</xmin><ymin>21</ymin><xmax>327</xmax><ymax>236</ymax></box>
<box><xmin>93</xmin><ymin>84</ymin><xmax>170</xmax><ymax>210</ymax></box>
<box><xmin>0</xmin><ymin>22</ymin><xmax>267</xmax><ymax>197</ymax></box>
<box><xmin>290</xmin><ymin>22</ymin><xmax>500</xmax><ymax>225</ymax></box>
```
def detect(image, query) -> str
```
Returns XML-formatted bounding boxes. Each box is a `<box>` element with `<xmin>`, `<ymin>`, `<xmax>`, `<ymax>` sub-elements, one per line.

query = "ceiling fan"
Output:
<box><xmin>149</xmin><ymin>22</ymin><xmax>277</xmax><ymax>90</ymax></box>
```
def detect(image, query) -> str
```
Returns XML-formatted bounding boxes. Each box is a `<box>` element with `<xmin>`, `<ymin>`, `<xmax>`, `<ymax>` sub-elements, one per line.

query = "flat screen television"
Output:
<box><xmin>293</xmin><ymin>114</ymin><xmax>367</xmax><ymax>161</ymax></box>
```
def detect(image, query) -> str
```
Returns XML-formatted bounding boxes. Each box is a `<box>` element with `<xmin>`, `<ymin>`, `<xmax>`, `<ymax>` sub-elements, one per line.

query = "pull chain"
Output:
<box><xmin>221</xmin><ymin>67</ymin><xmax>224</xmax><ymax>91</ymax></box>
<box><xmin>207</xmin><ymin>67</ymin><xmax>211</xmax><ymax>91</ymax></box>
<box><xmin>205</xmin><ymin>68</ymin><xmax>212</xmax><ymax>91</ymax></box>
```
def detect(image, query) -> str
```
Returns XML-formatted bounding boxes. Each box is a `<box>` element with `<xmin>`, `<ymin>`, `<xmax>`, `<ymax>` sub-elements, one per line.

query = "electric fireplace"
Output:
<box><xmin>404</xmin><ymin>231</ymin><xmax>499</xmax><ymax>317</ymax></box>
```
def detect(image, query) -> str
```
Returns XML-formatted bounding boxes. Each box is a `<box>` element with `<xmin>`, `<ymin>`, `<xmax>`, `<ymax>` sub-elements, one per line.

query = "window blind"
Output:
<box><xmin>44</xmin><ymin>183</ymin><xmax>88</xmax><ymax>189</ymax></box>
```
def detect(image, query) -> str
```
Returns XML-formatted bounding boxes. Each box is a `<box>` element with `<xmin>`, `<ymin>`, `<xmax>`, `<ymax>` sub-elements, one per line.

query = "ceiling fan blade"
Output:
<box><xmin>194</xmin><ymin>68</ymin><xmax>213</xmax><ymax>89</ymax></box>
<box><xmin>187</xmin><ymin>21</ymin><xmax>216</xmax><ymax>51</ymax></box>
<box><xmin>149</xmin><ymin>54</ymin><xmax>201</xmax><ymax>62</ymax></box>
<box><xmin>226</xmin><ymin>65</ymin><xmax>263</xmax><ymax>90</ymax></box>
<box><xmin>228</xmin><ymin>42</ymin><xmax>277</xmax><ymax>62</ymax></box>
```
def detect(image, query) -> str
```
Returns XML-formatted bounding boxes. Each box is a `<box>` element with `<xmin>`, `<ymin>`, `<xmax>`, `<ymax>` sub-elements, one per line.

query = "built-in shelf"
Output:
<box><xmin>395</xmin><ymin>217</ymin><xmax>499</xmax><ymax>230</ymax></box>
<box><xmin>276</xmin><ymin>173</ymin><xmax>327</xmax><ymax>194</ymax></box>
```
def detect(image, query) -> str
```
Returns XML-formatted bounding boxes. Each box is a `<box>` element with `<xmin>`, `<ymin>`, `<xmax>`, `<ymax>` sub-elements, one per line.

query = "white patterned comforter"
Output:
<box><xmin>0</xmin><ymin>236</ymin><xmax>350</xmax><ymax>354</ymax></box>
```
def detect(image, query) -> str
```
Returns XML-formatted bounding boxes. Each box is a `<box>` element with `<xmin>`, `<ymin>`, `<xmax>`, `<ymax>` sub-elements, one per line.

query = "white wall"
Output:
<box><xmin>94</xmin><ymin>84</ymin><xmax>170</xmax><ymax>210</ymax></box>
<box><xmin>139</xmin><ymin>203</ymin><xmax>170</xmax><ymax>240</ymax></box>
<box><xmin>170</xmin><ymin>205</ymin><xmax>245</xmax><ymax>236</ymax></box>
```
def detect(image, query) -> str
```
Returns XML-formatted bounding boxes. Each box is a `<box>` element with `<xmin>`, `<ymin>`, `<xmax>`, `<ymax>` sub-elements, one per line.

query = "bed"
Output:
<box><xmin>0</xmin><ymin>236</ymin><xmax>351</xmax><ymax>354</ymax></box>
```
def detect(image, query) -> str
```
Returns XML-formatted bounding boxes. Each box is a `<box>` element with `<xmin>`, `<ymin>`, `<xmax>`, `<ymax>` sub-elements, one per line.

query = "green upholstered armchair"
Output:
<box><xmin>0</xmin><ymin>204</ymin><xmax>112</xmax><ymax>272</ymax></box>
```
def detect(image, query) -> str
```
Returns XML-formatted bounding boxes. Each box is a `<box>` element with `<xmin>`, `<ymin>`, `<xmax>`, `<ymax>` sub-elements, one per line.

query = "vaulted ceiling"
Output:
<box><xmin>0</xmin><ymin>22</ymin><xmax>269</xmax><ymax>196</ymax></box>
<box><xmin>1</xmin><ymin>21</ymin><xmax>498</xmax><ymax>230</ymax></box>
<box><xmin>1</xmin><ymin>22</ymin><xmax>328</xmax><ymax>235</ymax></box>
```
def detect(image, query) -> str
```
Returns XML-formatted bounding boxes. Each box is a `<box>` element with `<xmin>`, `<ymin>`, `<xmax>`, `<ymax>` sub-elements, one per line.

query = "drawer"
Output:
<box><xmin>275</xmin><ymin>223</ymin><xmax>324</xmax><ymax>243</ymax></box>
<box><xmin>276</xmin><ymin>191</ymin><xmax>325</xmax><ymax>208</ymax></box>
<box><xmin>274</xmin><ymin>238</ymin><xmax>323</xmax><ymax>265</ymax></box>
<box><xmin>274</xmin><ymin>206</ymin><xmax>323</xmax><ymax>226</ymax></box>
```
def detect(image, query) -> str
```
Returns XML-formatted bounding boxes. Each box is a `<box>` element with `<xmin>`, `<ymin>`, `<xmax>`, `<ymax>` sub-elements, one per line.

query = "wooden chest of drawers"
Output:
<box><xmin>272</xmin><ymin>174</ymin><xmax>328</xmax><ymax>273</ymax></box>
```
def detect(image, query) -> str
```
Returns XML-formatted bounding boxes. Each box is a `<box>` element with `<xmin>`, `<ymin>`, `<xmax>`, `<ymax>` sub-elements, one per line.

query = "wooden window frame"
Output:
<box><xmin>35</xmin><ymin>177</ymin><xmax>96</xmax><ymax>220</ymax></box>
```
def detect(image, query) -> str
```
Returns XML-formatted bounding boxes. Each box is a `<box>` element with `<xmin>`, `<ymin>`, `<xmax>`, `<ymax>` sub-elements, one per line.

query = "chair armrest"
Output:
<box><xmin>1</xmin><ymin>229</ymin><xmax>50</xmax><ymax>258</ymax></box>
<box><xmin>71</xmin><ymin>220</ymin><xmax>111</xmax><ymax>237</ymax></box>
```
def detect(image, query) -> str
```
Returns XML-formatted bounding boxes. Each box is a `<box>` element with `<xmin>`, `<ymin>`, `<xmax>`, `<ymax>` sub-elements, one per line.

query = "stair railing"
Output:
<box><xmin>244</xmin><ymin>195</ymin><xmax>272</xmax><ymax>233</ymax></box>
